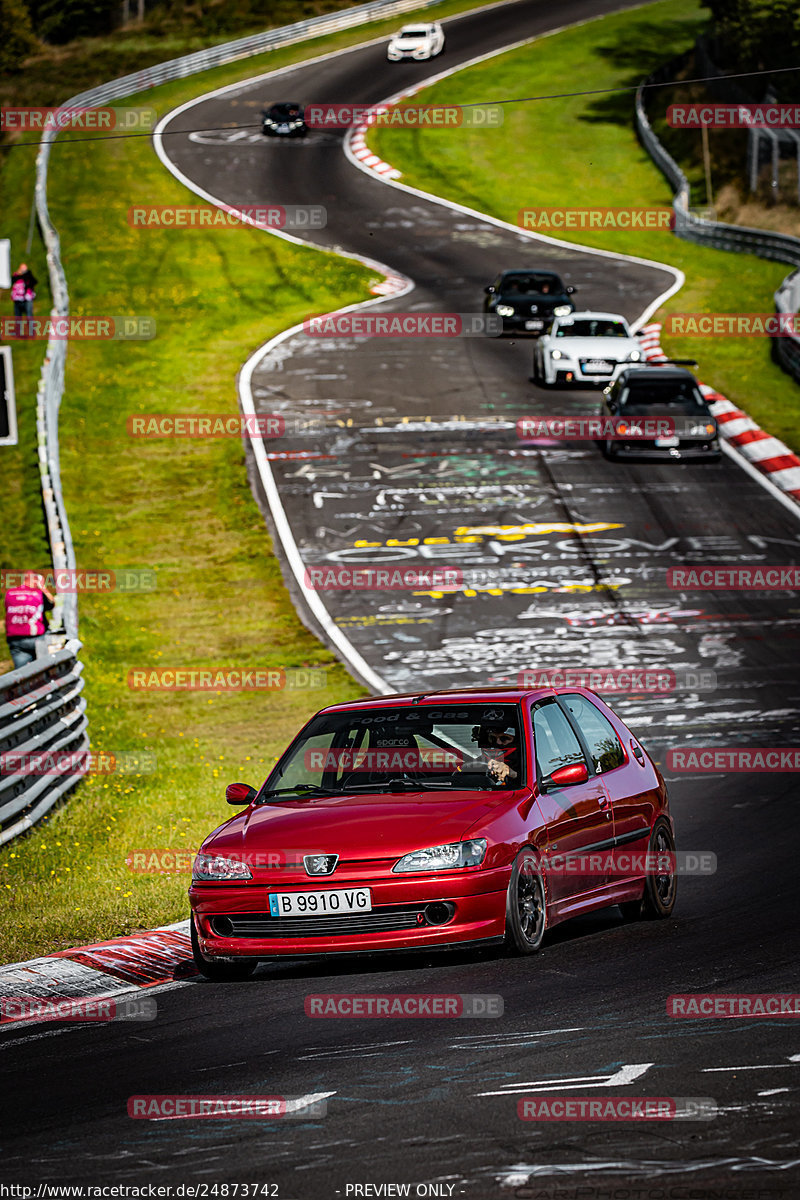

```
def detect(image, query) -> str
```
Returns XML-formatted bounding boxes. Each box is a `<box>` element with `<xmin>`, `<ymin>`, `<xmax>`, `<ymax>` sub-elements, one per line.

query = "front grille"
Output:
<box><xmin>216</xmin><ymin>905</ymin><xmax>427</xmax><ymax>939</ymax></box>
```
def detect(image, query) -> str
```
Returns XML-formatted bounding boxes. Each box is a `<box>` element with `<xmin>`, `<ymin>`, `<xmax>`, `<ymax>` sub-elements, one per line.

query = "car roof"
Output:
<box><xmin>399</xmin><ymin>23</ymin><xmax>433</xmax><ymax>30</ymax></box>
<box><xmin>555</xmin><ymin>310</ymin><xmax>629</xmax><ymax>323</ymax></box>
<box><xmin>316</xmin><ymin>685</ymin><xmax>597</xmax><ymax>715</ymax></box>
<box><xmin>501</xmin><ymin>269</ymin><xmax>562</xmax><ymax>278</ymax></box>
<box><xmin>268</xmin><ymin>101</ymin><xmax>301</xmax><ymax>108</ymax></box>
<box><xmin>618</xmin><ymin>365</ymin><xmax>697</xmax><ymax>381</ymax></box>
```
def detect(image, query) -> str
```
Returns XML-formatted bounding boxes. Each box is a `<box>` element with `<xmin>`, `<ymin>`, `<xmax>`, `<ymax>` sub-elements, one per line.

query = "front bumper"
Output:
<box><xmin>262</xmin><ymin>126</ymin><xmax>306</xmax><ymax>137</ymax></box>
<box><xmin>190</xmin><ymin>868</ymin><xmax>508</xmax><ymax>959</ymax></box>
<box><xmin>608</xmin><ymin>439</ymin><xmax>721</xmax><ymax>460</ymax></box>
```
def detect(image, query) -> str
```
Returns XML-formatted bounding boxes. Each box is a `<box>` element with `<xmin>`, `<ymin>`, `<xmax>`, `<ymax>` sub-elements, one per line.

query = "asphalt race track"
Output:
<box><xmin>4</xmin><ymin>1</ymin><xmax>800</xmax><ymax>1194</ymax></box>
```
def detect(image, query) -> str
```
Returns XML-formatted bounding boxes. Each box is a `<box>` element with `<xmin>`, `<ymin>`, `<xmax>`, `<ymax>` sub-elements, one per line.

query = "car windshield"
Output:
<box><xmin>260</xmin><ymin>703</ymin><xmax>525</xmax><ymax>797</ymax></box>
<box><xmin>399</xmin><ymin>28</ymin><xmax>428</xmax><ymax>37</ymax></box>
<box><xmin>501</xmin><ymin>274</ymin><xmax>563</xmax><ymax>295</ymax></box>
<box><xmin>621</xmin><ymin>378</ymin><xmax>707</xmax><ymax>414</ymax></box>
<box><xmin>268</xmin><ymin>104</ymin><xmax>301</xmax><ymax>118</ymax></box>
<box><xmin>556</xmin><ymin>320</ymin><xmax>627</xmax><ymax>338</ymax></box>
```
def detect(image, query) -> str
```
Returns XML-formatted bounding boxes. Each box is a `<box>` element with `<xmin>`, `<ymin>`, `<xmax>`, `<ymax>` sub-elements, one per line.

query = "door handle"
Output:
<box><xmin>631</xmin><ymin>741</ymin><xmax>645</xmax><ymax>765</ymax></box>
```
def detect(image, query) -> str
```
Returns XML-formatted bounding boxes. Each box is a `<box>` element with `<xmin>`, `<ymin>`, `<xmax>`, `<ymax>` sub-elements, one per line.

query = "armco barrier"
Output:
<box><xmin>0</xmin><ymin>641</ymin><xmax>87</xmax><ymax>846</ymax></box>
<box><xmin>6</xmin><ymin>0</ymin><xmax>451</xmax><ymax>844</ymax></box>
<box><xmin>635</xmin><ymin>55</ymin><xmax>800</xmax><ymax>384</ymax></box>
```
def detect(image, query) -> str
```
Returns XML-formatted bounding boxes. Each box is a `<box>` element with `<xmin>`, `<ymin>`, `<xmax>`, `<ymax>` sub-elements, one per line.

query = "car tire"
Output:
<box><xmin>619</xmin><ymin>819</ymin><xmax>677</xmax><ymax>921</ymax></box>
<box><xmin>603</xmin><ymin>439</ymin><xmax>618</xmax><ymax>459</ymax></box>
<box><xmin>191</xmin><ymin>914</ymin><xmax>258</xmax><ymax>981</ymax></box>
<box><xmin>504</xmin><ymin>848</ymin><xmax>547</xmax><ymax>954</ymax></box>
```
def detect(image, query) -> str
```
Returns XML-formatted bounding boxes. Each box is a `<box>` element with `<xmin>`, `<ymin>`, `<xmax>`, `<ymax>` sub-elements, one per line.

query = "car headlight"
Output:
<box><xmin>551</xmin><ymin>349</ymin><xmax>563</xmax><ymax>359</ymax></box>
<box><xmin>496</xmin><ymin>304</ymin><xmax>515</xmax><ymax>317</ymax></box>
<box><xmin>689</xmin><ymin>422</ymin><xmax>717</xmax><ymax>436</ymax></box>
<box><xmin>627</xmin><ymin>349</ymin><xmax>642</xmax><ymax>361</ymax></box>
<box><xmin>393</xmin><ymin>838</ymin><xmax>487</xmax><ymax>873</ymax></box>
<box><xmin>193</xmin><ymin>853</ymin><xmax>252</xmax><ymax>881</ymax></box>
<box><xmin>290</xmin><ymin>120</ymin><xmax>303</xmax><ymax>129</ymax></box>
<box><xmin>553</xmin><ymin>305</ymin><xmax>572</xmax><ymax>317</ymax></box>
<box><xmin>263</xmin><ymin>119</ymin><xmax>275</xmax><ymax>127</ymax></box>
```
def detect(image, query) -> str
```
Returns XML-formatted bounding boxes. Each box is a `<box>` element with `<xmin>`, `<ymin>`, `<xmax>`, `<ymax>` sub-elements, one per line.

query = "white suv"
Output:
<box><xmin>387</xmin><ymin>22</ymin><xmax>445</xmax><ymax>61</ymax></box>
<box><xmin>533</xmin><ymin>311</ymin><xmax>643</xmax><ymax>387</ymax></box>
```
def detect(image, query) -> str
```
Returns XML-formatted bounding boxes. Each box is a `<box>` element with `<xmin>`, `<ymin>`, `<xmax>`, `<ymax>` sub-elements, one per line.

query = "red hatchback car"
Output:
<box><xmin>189</xmin><ymin>686</ymin><xmax>676</xmax><ymax>979</ymax></box>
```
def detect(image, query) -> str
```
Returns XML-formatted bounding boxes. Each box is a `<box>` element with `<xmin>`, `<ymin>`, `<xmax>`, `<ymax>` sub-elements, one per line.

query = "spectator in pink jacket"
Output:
<box><xmin>4</xmin><ymin>572</ymin><xmax>55</xmax><ymax>669</ymax></box>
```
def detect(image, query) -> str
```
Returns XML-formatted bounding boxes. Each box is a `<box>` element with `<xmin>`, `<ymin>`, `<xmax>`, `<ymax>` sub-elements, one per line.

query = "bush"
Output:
<box><xmin>0</xmin><ymin>0</ymin><xmax>38</xmax><ymax>72</ymax></box>
<box><xmin>36</xmin><ymin>0</ymin><xmax>117</xmax><ymax>45</ymax></box>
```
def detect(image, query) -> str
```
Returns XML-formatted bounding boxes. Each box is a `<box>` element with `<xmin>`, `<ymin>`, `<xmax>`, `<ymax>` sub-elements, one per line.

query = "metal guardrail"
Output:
<box><xmin>1</xmin><ymin>0</ymin><xmax>451</xmax><ymax>845</ymax></box>
<box><xmin>0</xmin><ymin>641</ymin><xmax>87</xmax><ymax>846</ymax></box>
<box><xmin>635</xmin><ymin>56</ymin><xmax>800</xmax><ymax>384</ymax></box>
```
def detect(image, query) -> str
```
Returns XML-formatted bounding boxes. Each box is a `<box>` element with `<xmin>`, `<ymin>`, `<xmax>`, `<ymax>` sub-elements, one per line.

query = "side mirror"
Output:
<box><xmin>541</xmin><ymin>762</ymin><xmax>589</xmax><ymax>791</ymax></box>
<box><xmin>226</xmin><ymin>782</ymin><xmax>257</xmax><ymax>806</ymax></box>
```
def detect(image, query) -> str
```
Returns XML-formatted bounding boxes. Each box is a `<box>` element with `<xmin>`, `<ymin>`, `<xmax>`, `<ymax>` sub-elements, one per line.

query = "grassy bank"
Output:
<box><xmin>368</xmin><ymin>0</ymin><xmax>800</xmax><ymax>453</ymax></box>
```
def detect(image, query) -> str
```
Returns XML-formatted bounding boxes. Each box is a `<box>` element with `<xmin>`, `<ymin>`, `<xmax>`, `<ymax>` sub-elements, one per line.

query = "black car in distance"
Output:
<box><xmin>601</xmin><ymin>365</ymin><xmax>721</xmax><ymax>460</ymax></box>
<box><xmin>262</xmin><ymin>102</ymin><xmax>307</xmax><ymax>138</ymax></box>
<box><xmin>484</xmin><ymin>270</ymin><xmax>577</xmax><ymax>334</ymax></box>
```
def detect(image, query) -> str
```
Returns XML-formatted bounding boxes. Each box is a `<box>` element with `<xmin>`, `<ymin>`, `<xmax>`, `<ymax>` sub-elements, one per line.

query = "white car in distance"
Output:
<box><xmin>533</xmin><ymin>311</ymin><xmax>643</xmax><ymax>387</ymax></box>
<box><xmin>387</xmin><ymin>22</ymin><xmax>445</xmax><ymax>61</ymax></box>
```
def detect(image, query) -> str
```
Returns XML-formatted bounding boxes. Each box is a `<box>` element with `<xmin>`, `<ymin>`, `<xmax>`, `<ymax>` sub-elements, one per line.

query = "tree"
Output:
<box><xmin>702</xmin><ymin>0</ymin><xmax>800</xmax><ymax>81</ymax></box>
<box><xmin>0</xmin><ymin>0</ymin><xmax>38</xmax><ymax>73</ymax></box>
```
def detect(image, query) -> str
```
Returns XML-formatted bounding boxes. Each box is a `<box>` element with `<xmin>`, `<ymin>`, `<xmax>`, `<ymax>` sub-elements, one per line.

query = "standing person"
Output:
<box><xmin>4</xmin><ymin>572</ymin><xmax>55</xmax><ymax>669</ymax></box>
<box><xmin>10</xmin><ymin>263</ymin><xmax>37</xmax><ymax>336</ymax></box>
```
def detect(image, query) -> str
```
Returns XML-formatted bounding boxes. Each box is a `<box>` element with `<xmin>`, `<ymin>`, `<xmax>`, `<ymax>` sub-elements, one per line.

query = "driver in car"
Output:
<box><xmin>461</xmin><ymin>723</ymin><xmax>520</xmax><ymax>785</ymax></box>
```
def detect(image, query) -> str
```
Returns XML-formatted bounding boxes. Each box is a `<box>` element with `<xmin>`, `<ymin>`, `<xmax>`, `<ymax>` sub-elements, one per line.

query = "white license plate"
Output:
<box><xmin>654</xmin><ymin>436</ymin><xmax>679</xmax><ymax>448</ymax></box>
<box><xmin>525</xmin><ymin>319</ymin><xmax>544</xmax><ymax>330</ymax></box>
<box><xmin>583</xmin><ymin>361</ymin><xmax>612</xmax><ymax>373</ymax></box>
<box><xmin>268</xmin><ymin>888</ymin><xmax>372</xmax><ymax>917</ymax></box>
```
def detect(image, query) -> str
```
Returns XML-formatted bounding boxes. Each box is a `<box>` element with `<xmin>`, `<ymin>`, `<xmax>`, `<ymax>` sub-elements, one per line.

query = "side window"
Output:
<box><xmin>560</xmin><ymin>694</ymin><xmax>625</xmax><ymax>773</ymax></box>
<box><xmin>532</xmin><ymin>703</ymin><xmax>587</xmax><ymax>780</ymax></box>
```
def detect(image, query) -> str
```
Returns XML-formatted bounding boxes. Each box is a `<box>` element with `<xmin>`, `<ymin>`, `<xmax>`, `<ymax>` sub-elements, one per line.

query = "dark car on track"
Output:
<box><xmin>601</xmin><ymin>365</ymin><xmax>721</xmax><ymax>461</ymax></box>
<box><xmin>261</xmin><ymin>102</ymin><xmax>307</xmax><ymax>138</ymax></box>
<box><xmin>189</xmin><ymin>685</ymin><xmax>677</xmax><ymax>979</ymax></box>
<box><xmin>484</xmin><ymin>270</ymin><xmax>576</xmax><ymax>335</ymax></box>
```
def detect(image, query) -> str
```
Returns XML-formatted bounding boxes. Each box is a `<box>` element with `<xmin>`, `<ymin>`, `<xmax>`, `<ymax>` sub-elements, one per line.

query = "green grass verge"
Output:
<box><xmin>368</xmin><ymin>0</ymin><xmax>800</xmax><ymax>453</ymax></box>
<box><xmin>0</xmin><ymin>0</ymin><xmax>501</xmax><ymax>964</ymax></box>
